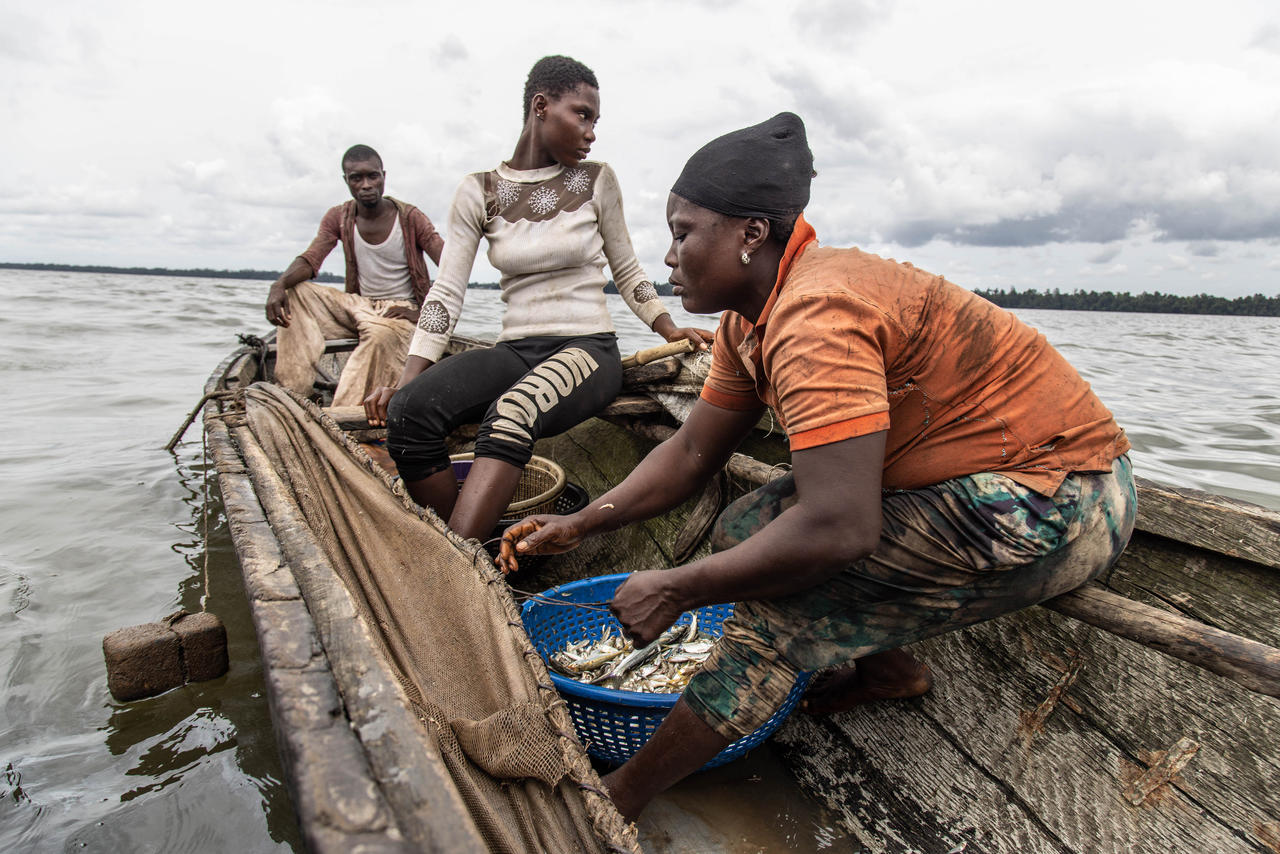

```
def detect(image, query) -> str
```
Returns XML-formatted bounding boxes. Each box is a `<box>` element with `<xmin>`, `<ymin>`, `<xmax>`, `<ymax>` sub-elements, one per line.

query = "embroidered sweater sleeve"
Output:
<box><xmin>406</xmin><ymin>175</ymin><xmax>485</xmax><ymax>362</ymax></box>
<box><xmin>594</xmin><ymin>164</ymin><xmax>669</xmax><ymax>329</ymax></box>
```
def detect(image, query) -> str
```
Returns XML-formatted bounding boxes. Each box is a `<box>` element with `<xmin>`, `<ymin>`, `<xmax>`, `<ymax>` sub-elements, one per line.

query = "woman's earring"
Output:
<box><xmin>740</xmin><ymin>252</ymin><xmax>751</xmax><ymax>265</ymax></box>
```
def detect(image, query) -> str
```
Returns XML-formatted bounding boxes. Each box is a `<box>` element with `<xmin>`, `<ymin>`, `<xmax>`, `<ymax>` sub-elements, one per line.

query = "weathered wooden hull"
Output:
<box><xmin>204</xmin><ymin>338</ymin><xmax>1280</xmax><ymax>853</ymax></box>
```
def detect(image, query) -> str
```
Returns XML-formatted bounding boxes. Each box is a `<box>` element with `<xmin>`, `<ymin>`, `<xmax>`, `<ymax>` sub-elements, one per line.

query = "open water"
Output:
<box><xmin>1</xmin><ymin>268</ymin><xmax>1278</xmax><ymax>852</ymax></box>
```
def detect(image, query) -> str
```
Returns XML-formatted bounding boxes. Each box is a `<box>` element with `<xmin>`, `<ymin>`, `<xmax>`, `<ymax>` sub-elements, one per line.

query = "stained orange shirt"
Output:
<box><xmin>701</xmin><ymin>216</ymin><xmax>1130</xmax><ymax>495</ymax></box>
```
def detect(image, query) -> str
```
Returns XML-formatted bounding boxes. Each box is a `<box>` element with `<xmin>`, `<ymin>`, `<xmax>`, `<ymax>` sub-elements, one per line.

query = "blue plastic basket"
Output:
<box><xmin>520</xmin><ymin>573</ymin><xmax>811</xmax><ymax>768</ymax></box>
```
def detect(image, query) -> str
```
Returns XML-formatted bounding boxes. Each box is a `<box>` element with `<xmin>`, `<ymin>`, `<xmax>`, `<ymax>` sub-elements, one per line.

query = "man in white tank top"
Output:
<box><xmin>266</xmin><ymin>144</ymin><xmax>444</xmax><ymax>406</ymax></box>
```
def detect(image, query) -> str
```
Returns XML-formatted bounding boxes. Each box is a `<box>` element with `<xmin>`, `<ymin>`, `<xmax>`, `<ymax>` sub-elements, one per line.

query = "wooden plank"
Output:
<box><xmin>599</xmin><ymin>395</ymin><xmax>665</xmax><ymax>417</ymax></box>
<box><xmin>617</xmin><ymin>420</ymin><xmax>789</xmax><ymax>488</ymax></box>
<box><xmin>1024</xmin><ymin>607</ymin><xmax>1280</xmax><ymax>852</ymax></box>
<box><xmin>774</xmin><ymin>707</ymin><xmax>1070</xmax><ymax>853</ymax></box>
<box><xmin>771</xmin><ymin>603</ymin><xmax>1279</xmax><ymax>853</ymax></box>
<box><xmin>322</xmin><ymin>396</ymin><xmax>664</xmax><ymax>435</ymax></box>
<box><xmin>622</xmin><ymin>357</ymin><xmax>681</xmax><ymax>387</ymax></box>
<box><xmin>911</xmin><ymin>608</ymin><xmax>1280</xmax><ymax>852</ymax></box>
<box><xmin>1133</xmin><ymin>476</ymin><xmax>1280</xmax><ymax>570</ymax></box>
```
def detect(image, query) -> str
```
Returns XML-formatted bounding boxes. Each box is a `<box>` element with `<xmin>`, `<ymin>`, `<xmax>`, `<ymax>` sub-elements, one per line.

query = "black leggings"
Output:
<box><xmin>386</xmin><ymin>333</ymin><xmax>623</xmax><ymax>481</ymax></box>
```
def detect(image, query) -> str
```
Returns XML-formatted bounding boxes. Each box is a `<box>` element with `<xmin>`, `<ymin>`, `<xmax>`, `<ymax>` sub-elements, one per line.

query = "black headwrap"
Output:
<box><xmin>671</xmin><ymin>112</ymin><xmax>813</xmax><ymax>219</ymax></box>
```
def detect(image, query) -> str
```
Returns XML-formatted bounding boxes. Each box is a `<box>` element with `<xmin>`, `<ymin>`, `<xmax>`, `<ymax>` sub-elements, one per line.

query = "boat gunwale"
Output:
<box><xmin>201</xmin><ymin>342</ymin><xmax>641</xmax><ymax>854</ymax></box>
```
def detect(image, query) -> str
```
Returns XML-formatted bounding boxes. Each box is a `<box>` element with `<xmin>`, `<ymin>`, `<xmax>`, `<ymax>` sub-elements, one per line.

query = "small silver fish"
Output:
<box><xmin>599</xmin><ymin>619</ymin><xmax>696</xmax><ymax>687</ymax></box>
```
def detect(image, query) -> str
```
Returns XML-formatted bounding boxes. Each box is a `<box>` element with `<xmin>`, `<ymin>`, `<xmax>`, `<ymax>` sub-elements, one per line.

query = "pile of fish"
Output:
<box><xmin>549</xmin><ymin>615</ymin><xmax>715</xmax><ymax>693</ymax></box>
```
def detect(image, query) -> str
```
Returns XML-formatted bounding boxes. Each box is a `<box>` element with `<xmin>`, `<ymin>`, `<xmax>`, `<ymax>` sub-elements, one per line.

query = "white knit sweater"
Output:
<box><xmin>407</xmin><ymin>160</ymin><xmax>669</xmax><ymax>363</ymax></box>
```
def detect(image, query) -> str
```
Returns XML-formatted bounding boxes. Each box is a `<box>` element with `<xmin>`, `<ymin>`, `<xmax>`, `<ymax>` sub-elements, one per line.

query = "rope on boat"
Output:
<box><xmin>164</xmin><ymin>390</ymin><xmax>238</xmax><ymax>452</ymax></box>
<box><xmin>199</xmin><ymin>421</ymin><xmax>211</xmax><ymax>611</ymax></box>
<box><xmin>509</xmin><ymin>588</ymin><xmax>614</xmax><ymax>613</ymax></box>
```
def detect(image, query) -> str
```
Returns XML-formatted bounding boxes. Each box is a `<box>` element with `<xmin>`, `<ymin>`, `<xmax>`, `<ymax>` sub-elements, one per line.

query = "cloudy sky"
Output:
<box><xmin>4</xmin><ymin>0</ymin><xmax>1279</xmax><ymax>298</ymax></box>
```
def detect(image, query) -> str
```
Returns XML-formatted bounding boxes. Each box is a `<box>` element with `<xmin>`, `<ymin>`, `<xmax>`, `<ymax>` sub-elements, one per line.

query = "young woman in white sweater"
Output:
<box><xmin>364</xmin><ymin>55</ymin><xmax>711</xmax><ymax>541</ymax></box>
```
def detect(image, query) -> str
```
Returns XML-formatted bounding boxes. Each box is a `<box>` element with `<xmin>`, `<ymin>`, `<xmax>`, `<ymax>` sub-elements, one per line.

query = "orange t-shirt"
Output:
<box><xmin>701</xmin><ymin>216</ymin><xmax>1130</xmax><ymax>495</ymax></box>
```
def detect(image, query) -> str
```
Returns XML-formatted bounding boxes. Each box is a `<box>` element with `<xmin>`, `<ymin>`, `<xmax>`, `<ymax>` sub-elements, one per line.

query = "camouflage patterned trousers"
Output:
<box><xmin>683</xmin><ymin>456</ymin><xmax>1136</xmax><ymax>740</ymax></box>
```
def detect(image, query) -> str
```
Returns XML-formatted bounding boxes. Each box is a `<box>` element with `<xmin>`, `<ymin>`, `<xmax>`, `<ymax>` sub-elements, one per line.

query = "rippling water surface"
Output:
<box><xmin>1</xmin><ymin>269</ymin><xmax>1276</xmax><ymax>851</ymax></box>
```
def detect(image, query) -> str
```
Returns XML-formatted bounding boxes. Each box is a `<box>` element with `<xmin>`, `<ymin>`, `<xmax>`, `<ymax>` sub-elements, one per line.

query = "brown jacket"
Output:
<box><xmin>297</xmin><ymin>196</ymin><xmax>444</xmax><ymax>304</ymax></box>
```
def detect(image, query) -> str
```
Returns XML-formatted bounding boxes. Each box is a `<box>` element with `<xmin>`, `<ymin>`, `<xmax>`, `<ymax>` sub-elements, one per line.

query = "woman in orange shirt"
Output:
<box><xmin>501</xmin><ymin>112</ymin><xmax>1136</xmax><ymax>821</ymax></box>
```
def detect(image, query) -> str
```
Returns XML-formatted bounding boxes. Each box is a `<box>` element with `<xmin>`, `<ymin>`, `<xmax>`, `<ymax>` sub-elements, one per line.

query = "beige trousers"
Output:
<box><xmin>274</xmin><ymin>281</ymin><xmax>416</xmax><ymax>407</ymax></box>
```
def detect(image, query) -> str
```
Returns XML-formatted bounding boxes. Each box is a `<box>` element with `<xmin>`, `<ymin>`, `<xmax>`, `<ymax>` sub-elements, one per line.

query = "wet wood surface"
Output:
<box><xmin>775</xmin><ymin>602</ymin><xmax>1280</xmax><ymax>853</ymax></box>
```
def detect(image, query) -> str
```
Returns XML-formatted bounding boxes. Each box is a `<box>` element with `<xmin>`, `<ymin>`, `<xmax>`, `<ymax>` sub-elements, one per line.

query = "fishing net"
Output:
<box><xmin>236</xmin><ymin>382</ymin><xmax>638</xmax><ymax>854</ymax></box>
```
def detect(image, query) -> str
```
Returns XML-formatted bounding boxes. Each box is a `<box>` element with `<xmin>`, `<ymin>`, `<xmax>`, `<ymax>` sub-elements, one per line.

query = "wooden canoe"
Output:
<box><xmin>201</xmin><ymin>335</ymin><xmax>1280</xmax><ymax>853</ymax></box>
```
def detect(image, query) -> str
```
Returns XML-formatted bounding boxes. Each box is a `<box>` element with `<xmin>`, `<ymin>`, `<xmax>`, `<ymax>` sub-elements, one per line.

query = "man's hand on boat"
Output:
<box><xmin>380</xmin><ymin>305</ymin><xmax>421</xmax><ymax>324</ymax></box>
<box><xmin>496</xmin><ymin>515</ymin><xmax>587</xmax><ymax>573</ymax></box>
<box><xmin>265</xmin><ymin>281</ymin><xmax>293</xmax><ymax>327</ymax></box>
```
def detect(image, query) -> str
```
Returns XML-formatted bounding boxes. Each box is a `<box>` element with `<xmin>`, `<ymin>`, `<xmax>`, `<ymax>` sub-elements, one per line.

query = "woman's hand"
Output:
<box><xmin>666</xmin><ymin>325</ymin><xmax>714</xmax><ymax>351</ymax></box>
<box><xmin>367</xmin><ymin>355</ymin><xmax>434</xmax><ymax>426</ymax></box>
<box><xmin>363</xmin><ymin>386</ymin><xmax>397</xmax><ymax>427</ymax></box>
<box><xmin>609</xmin><ymin>570</ymin><xmax>687</xmax><ymax>646</ymax></box>
<box><xmin>652</xmin><ymin>314</ymin><xmax>713</xmax><ymax>352</ymax></box>
<box><xmin>495</xmin><ymin>514</ymin><xmax>586</xmax><ymax>574</ymax></box>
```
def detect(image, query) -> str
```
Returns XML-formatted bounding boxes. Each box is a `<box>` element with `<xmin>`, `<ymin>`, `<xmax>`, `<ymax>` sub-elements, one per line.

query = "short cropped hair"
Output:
<box><xmin>522</xmin><ymin>55</ymin><xmax>598</xmax><ymax>120</ymax></box>
<box><xmin>767</xmin><ymin>213</ymin><xmax>800</xmax><ymax>247</ymax></box>
<box><xmin>341</xmin><ymin>144</ymin><xmax>382</xmax><ymax>170</ymax></box>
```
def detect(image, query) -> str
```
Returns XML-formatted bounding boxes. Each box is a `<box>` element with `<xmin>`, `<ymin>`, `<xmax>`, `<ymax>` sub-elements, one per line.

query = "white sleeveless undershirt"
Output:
<box><xmin>352</xmin><ymin>216</ymin><xmax>413</xmax><ymax>301</ymax></box>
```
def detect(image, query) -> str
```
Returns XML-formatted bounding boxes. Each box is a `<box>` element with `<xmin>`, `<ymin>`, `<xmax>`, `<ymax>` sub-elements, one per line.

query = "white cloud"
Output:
<box><xmin>1089</xmin><ymin>246</ymin><xmax>1122</xmax><ymax>265</ymax></box>
<box><xmin>0</xmin><ymin>0</ymin><xmax>1277</xmax><ymax>297</ymax></box>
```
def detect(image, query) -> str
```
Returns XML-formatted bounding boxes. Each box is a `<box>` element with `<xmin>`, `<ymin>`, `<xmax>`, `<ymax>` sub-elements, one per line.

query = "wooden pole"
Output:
<box><xmin>1043</xmin><ymin>583</ymin><xmax>1280</xmax><ymax>698</ymax></box>
<box><xmin>620</xmin><ymin>339</ymin><xmax>695</xmax><ymax>369</ymax></box>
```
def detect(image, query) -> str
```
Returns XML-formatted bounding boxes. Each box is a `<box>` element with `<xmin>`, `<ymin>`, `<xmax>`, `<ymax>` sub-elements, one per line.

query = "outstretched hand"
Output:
<box><xmin>609</xmin><ymin>570</ymin><xmax>686</xmax><ymax>647</ymax></box>
<box><xmin>495</xmin><ymin>514</ymin><xmax>586</xmax><ymax>574</ymax></box>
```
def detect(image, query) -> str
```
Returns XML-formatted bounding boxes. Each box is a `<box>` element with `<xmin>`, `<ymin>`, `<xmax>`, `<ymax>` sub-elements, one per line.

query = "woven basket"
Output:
<box><xmin>449</xmin><ymin>453</ymin><xmax>566</xmax><ymax>519</ymax></box>
<box><xmin>520</xmin><ymin>573</ymin><xmax>811</xmax><ymax>769</ymax></box>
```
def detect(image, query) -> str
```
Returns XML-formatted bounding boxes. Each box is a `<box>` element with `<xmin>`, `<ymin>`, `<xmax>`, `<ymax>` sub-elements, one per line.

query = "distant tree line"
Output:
<box><xmin>1</xmin><ymin>262</ymin><xmax>685</xmax><ymax>296</ymax></box>
<box><xmin>5</xmin><ymin>264</ymin><xmax>1269</xmax><ymax>313</ymax></box>
<box><xmin>975</xmin><ymin>287</ymin><xmax>1280</xmax><ymax>317</ymax></box>
<box><xmin>468</xmin><ymin>280</ymin><xmax>676</xmax><ymax>296</ymax></box>
<box><xmin>0</xmin><ymin>261</ymin><xmax>342</xmax><ymax>283</ymax></box>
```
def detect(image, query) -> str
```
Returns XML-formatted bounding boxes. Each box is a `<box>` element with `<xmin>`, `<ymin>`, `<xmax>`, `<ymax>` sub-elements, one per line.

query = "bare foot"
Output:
<box><xmin>801</xmin><ymin>661</ymin><xmax>934</xmax><ymax>716</ymax></box>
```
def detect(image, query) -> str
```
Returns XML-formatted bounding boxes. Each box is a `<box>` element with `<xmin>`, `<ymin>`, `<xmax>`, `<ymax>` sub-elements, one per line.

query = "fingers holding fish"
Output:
<box><xmin>609</xmin><ymin>569</ymin><xmax>687</xmax><ymax>647</ymax></box>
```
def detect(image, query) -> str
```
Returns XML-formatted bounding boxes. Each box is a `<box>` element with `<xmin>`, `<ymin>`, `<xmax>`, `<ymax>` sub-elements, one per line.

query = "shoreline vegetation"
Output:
<box><xmin>2</xmin><ymin>262</ymin><xmax>1276</xmax><ymax>316</ymax></box>
<box><xmin>972</xmin><ymin>287</ymin><xmax>1280</xmax><ymax>317</ymax></box>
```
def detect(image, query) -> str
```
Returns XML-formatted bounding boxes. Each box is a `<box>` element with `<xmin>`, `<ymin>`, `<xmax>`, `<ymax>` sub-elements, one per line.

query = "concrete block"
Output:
<box><xmin>102</xmin><ymin>610</ymin><xmax>229</xmax><ymax>702</ymax></box>
<box><xmin>103</xmin><ymin>622</ymin><xmax>183</xmax><ymax>702</ymax></box>
<box><xmin>171</xmin><ymin>611</ymin><xmax>229</xmax><ymax>683</ymax></box>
